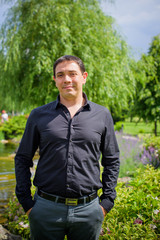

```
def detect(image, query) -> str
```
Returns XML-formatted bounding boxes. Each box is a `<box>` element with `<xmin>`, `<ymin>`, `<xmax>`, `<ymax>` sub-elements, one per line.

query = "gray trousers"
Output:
<box><xmin>28</xmin><ymin>193</ymin><xmax>104</xmax><ymax>240</ymax></box>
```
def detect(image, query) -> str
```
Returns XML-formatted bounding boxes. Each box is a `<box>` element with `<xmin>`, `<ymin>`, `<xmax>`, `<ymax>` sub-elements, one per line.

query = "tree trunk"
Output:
<box><xmin>154</xmin><ymin>120</ymin><xmax>157</xmax><ymax>136</ymax></box>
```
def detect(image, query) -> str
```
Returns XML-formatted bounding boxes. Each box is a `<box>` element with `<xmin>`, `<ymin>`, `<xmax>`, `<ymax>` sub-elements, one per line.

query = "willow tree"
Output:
<box><xmin>0</xmin><ymin>0</ymin><xmax>134</xmax><ymax>117</ymax></box>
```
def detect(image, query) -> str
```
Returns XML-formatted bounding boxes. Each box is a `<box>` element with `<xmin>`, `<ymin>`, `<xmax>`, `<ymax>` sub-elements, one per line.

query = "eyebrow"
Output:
<box><xmin>56</xmin><ymin>70</ymin><xmax>77</xmax><ymax>75</ymax></box>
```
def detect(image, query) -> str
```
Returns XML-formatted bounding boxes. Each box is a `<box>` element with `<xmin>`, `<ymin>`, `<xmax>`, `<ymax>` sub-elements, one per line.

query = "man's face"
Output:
<box><xmin>53</xmin><ymin>61</ymin><xmax>88</xmax><ymax>100</ymax></box>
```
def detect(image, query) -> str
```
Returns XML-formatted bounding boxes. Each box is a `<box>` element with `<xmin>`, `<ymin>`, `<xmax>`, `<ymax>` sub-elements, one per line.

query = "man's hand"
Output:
<box><xmin>100</xmin><ymin>206</ymin><xmax>107</xmax><ymax>217</ymax></box>
<box><xmin>26</xmin><ymin>208</ymin><xmax>32</xmax><ymax>216</ymax></box>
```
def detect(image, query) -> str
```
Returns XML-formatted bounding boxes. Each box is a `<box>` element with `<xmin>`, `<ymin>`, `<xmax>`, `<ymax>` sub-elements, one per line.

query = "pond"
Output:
<box><xmin>0</xmin><ymin>141</ymin><xmax>18</xmax><ymax>222</ymax></box>
<box><xmin>0</xmin><ymin>141</ymin><xmax>38</xmax><ymax>223</ymax></box>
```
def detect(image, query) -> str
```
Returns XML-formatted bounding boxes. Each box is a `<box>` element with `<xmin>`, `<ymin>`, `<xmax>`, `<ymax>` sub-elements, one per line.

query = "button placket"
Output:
<box><xmin>66</xmin><ymin>119</ymin><xmax>74</xmax><ymax>192</ymax></box>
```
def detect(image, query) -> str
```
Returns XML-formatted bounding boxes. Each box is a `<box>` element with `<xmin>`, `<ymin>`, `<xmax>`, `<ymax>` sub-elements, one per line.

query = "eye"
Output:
<box><xmin>70</xmin><ymin>72</ymin><xmax>77</xmax><ymax>76</ymax></box>
<box><xmin>57</xmin><ymin>73</ymin><xmax>63</xmax><ymax>77</ymax></box>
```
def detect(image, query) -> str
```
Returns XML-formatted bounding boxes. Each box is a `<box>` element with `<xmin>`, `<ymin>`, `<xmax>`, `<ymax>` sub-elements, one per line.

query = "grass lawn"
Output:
<box><xmin>121</xmin><ymin>120</ymin><xmax>160</xmax><ymax>136</ymax></box>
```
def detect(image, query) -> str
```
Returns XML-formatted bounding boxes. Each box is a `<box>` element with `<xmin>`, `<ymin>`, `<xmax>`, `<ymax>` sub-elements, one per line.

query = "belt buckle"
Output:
<box><xmin>65</xmin><ymin>198</ymin><xmax>78</xmax><ymax>206</ymax></box>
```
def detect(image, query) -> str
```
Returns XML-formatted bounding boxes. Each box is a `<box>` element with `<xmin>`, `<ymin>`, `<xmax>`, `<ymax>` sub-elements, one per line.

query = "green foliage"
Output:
<box><xmin>114</xmin><ymin>121</ymin><xmax>124</xmax><ymax>132</ymax></box>
<box><xmin>4</xmin><ymin>188</ymin><xmax>36</xmax><ymax>239</ymax></box>
<box><xmin>0</xmin><ymin>115</ymin><xmax>27</xmax><ymax>140</ymax></box>
<box><xmin>0</xmin><ymin>131</ymin><xmax>4</xmax><ymax>140</ymax></box>
<box><xmin>100</xmin><ymin>166</ymin><xmax>160</xmax><ymax>239</ymax></box>
<box><xmin>120</xmin><ymin>120</ymin><xmax>160</xmax><ymax>136</ymax></box>
<box><xmin>4</xmin><ymin>166</ymin><xmax>160</xmax><ymax>239</ymax></box>
<box><xmin>143</xmin><ymin>136</ymin><xmax>160</xmax><ymax>151</ymax></box>
<box><xmin>129</xmin><ymin>34</ymin><xmax>160</xmax><ymax>135</ymax></box>
<box><xmin>138</xmin><ymin>129</ymin><xmax>145</xmax><ymax>134</ymax></box>
<box><xmin>118</xmin><ymin>157</ymin><xmax>144</xmax><ymax>178</ymax></box>
<box><xmin>0</xmin><ymin>0</ymin><xmax>135</xmax><ymax>117</ymax></box>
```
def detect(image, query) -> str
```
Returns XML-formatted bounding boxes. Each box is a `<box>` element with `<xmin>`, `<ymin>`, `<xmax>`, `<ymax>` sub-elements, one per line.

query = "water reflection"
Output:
<box><xmin>0</xmin><ymin>142</ymin><xmax>17</xmax><ymax>216</ymax></box>
<box><xmin>0</xmin><ymin>141</ymin><xmax>38</xmax><ymax>219</ymax></box>
<box><xmin>0</xmin><ymin>141</ymin><xmax>17</xmax><ymax>156</ymax></box>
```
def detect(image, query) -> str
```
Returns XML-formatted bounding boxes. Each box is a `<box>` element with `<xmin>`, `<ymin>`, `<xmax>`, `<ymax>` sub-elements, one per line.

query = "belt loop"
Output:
<box><xmin>84</xmin><ymin>196</ymin><xmax>86</xmax><ymax>204</ymax></box>
<box><xmin>55</xmin><ymin>196</ymin><xmax>58</xmax><ymax>203</ymax></box>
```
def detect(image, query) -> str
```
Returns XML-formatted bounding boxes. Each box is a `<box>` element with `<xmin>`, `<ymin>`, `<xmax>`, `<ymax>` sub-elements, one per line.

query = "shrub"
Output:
<box><xmin>100</xmin><ymin>166</ymin><xmax>160</xmax><ymax>239</ymax></box>
<box><xmin>138</xmin><ymin>129</ymin><xmax>145</xmax><ymax>134</ymax></box>
<box><xmin>3</xmin><ymin>187</ymin><xmax>36</xmax><ymax>239</ymax></box>
<box><xmin>140</xmin><ymin>136</ymin><xmax>160</xmax><ymax>169</ymax></box>
<box><xmin>114</xmin><ymin>122</ymin><xmax>124</xmax><ymax>132</ymax></box>
<box><xmin>0</xmin><ymin>115</ymin><xmax>27</xmax><ymax>140</ymax></box>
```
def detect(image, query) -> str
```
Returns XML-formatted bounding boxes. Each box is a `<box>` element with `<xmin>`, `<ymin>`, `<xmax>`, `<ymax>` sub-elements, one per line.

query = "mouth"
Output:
<box><xmin>63</xmin><ymin>85</ymin><xmax>74</xmax><ymax>89</ymax></box>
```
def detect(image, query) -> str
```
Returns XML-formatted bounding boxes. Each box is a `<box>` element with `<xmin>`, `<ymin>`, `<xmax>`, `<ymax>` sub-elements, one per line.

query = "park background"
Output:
<box><xmin>0</xmin><ymin>0</ymin><xmax>160</xmax><ymax>239</ymax></box>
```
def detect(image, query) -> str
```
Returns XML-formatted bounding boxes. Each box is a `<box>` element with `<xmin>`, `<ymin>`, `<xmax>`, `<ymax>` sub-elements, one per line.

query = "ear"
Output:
<box><xmin>82</xmin><ymin>72</ymin><xmax>88</xmax><ymax>84</ymax></box>
<box><xmin>53</xmin><ymin>76</ymin><xmax>58</xmax><ymax>87</ymax></box>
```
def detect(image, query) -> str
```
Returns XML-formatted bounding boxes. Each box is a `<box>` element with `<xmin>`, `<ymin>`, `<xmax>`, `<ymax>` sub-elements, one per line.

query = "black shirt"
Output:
<box><xmin>15</xmin><ymin>94</ymin><xmax>120</xmax><ymax>213</ymax></box>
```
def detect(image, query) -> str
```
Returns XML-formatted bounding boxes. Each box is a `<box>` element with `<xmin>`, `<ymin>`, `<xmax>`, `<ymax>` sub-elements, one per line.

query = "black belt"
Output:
<box><xmin>38</xmin><ymin>190</ymin><xmax>97</xmax><ymax>206</ymax></box>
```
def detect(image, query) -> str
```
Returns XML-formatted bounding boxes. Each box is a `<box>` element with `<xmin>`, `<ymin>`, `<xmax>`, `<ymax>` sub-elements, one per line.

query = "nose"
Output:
<box><xmin>64</xmin><ymin>74</ymin><xmax>71</xmax><ymax>82</ymax></box>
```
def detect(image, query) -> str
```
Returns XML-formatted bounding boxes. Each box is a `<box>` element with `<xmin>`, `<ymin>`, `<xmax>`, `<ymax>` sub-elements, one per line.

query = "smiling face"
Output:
<box><xmin>53</xmin><ymin>61</ymin><xmax>88</xmax><ymax>102</ymax></box>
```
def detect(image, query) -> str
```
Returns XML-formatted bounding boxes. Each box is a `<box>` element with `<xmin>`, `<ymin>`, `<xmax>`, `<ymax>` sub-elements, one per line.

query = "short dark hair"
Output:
<box><xmin>53</xmin><ymin>55</ymin><xmax>85</xmax><ymax>77</ymax></box>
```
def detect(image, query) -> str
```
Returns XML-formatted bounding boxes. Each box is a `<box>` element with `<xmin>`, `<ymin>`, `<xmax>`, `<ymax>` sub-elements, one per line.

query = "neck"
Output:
<box><xmin>60</xmin><ymin>94</ymin><xmax>85</xmax><ymax>108</ymax></box>
<box><xmin>60</xmin><ymin>94</ymin><xmax>85</xmax><ymax>118</ymax></box>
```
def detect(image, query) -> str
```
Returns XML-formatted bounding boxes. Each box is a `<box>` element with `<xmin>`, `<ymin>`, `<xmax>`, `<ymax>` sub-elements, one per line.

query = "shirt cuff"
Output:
<box><xmin>21</xmin><ymin>198</ymin><xmax>35</xmax><ymax>213</ymax></box>
<box><xmin>100</xmin><ymin>196</ymin><xmax>114</xmax><ymax>213</ymax></box>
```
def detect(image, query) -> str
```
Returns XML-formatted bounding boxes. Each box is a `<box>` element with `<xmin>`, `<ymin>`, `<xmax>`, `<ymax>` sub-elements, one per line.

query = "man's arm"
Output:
<box><xmin>100</xmin><ymin>110</ymin><xmax>120</xmax><ymax>213</ymax></box>
<box><xmin>15</xmin><ymin>110</ymin><xmax>39</xmax><ymax>213</ymax></box>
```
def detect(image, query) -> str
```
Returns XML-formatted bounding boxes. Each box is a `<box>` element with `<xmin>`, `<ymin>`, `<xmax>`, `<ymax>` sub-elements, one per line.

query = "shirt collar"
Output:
<box><xmin>83</xmin><ymin>93</ymin><xmax>91</xmax><ymax>110</ymax></box>
<box><xmin>54</xmin><ymin>93</ymin><xmax>91</xmax><ymax>110</ymax></box>
<box><xmin>55</xmin><ymin>95</ymin><xmax>61</xmax><ymax>109</ymax></box>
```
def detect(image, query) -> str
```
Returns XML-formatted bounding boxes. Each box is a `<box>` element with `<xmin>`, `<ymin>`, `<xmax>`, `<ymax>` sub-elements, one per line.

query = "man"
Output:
<box><xmin>15</xmin><ymin>55</ymin><xmax>120</xmax><ymax>240</ymax></box>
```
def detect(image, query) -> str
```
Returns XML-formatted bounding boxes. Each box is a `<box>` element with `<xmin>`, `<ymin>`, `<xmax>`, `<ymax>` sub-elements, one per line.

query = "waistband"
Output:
<box><xmin>37</xmin><ymin>189</ymin><xmax>97</xmax><ymax>206</ymax></box>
